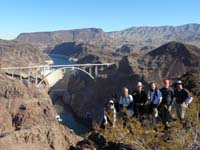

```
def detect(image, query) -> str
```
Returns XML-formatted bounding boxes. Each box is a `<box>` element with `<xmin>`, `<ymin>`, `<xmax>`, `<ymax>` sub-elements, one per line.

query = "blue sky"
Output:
<box><xmin>0</xmin><ymin>0</ymin><xmax>200</xmax><ymax>39</ymax></box>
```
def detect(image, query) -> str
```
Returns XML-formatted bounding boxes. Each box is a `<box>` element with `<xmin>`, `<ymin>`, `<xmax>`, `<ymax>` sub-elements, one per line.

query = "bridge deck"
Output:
<box><xmin>1</xmin><ymin>63</ymin><xmax>115</xmax><ymax>70</ymax></box>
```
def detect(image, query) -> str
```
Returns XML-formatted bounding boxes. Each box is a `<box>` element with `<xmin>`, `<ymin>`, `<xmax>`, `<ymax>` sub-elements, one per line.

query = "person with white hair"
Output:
<box><xmin>119</xmin><ymin>87</ymin><xmax>134</xmax><ymax>116</ymax></box>
<box><xmin>147</xmin><ymin>82</ymin><xmax>162</xmax><ymax>118</ymax></box>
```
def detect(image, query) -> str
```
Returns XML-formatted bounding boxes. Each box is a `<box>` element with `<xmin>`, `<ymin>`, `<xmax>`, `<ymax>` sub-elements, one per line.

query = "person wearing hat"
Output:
<box><xmin>174</xmin><ymin>80</ymin><xmax>193</xmax><ymax>121</ymax></box>
<box><xmin>105</xmin><ymin>93</ymin><xmax>119</xmax><ymax>112</ymax></box>
<box><xmin>100</xmin><ymin>100</ymin><xmax>116</xmax><ymax>128</ymax></box>
<box><xmin>160</xmin><ymin>79</ymin><xmax>174</xmax><ymax>128</ymax></box>
<box><xmin>132</xmin><ymin>82</ymin><xmax>148</xmax><ymax>117</ymax></box>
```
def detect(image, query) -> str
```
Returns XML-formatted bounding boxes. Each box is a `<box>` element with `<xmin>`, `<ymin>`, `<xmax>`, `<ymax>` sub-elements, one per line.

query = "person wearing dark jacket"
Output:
<box><xmin>160</xmin><ymin>79</ymin><xmax>174</xmax><ymax>128</ymax></box>
<box><xmin>174</xmin><ymin>80</ymin><xmax>193</xmax><ymax>121</ymax></box>
<box><xmin>132</xmin><ymin>82</ymin><xmax>148</xmax><ymax>117</ymax></box>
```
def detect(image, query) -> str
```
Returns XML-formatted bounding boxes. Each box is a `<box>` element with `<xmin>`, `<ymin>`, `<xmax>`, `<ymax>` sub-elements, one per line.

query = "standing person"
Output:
<box><xmin>119</xmin><ymin>87</ymin><xmax>134</xmax><ymax>116</ymax></box>
<box><xmin>100</xmin><ymin>100</ymin><xmax>116</xmax><ymax>129</ymax></box>
<box><xmin>160</xmin><ymin>79</ymin><xmax>174</xmax><ymax>128</ymax></box>
<box><xmin>147</xmin><ymin>82</ymin><xmax>162</xmax><ymax>118</ymax></box>
<box><xmin>132</xmin><ymin>82</ymin><xmax>148</xmax><ymax>117</ymax></box>
<box><xmin>174</xmin><ymin>80</ymin><xmax>193</xmax><ymax>121</ymax></box>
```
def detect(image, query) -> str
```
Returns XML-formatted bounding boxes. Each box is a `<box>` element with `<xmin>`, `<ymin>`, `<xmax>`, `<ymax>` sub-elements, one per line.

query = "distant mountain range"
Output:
<box><xmin>16</xmin><ymin>24</ymin><xmax>200</xmax><ymax>51</ymax></box>
<box><xmin>109</xmin><ymin>23</ymin><xmax>200</xmax><ymax>49</ymax></box>
<box><xmin>16</xmin><ymin>28</ymin><xmax>112</xmax><ymax>51</ymax></box>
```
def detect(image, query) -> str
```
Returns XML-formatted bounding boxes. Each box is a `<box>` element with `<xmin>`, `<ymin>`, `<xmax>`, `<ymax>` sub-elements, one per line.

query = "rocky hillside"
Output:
<box><xmin>50</xmin><ymin>42</ymin><xmax>101</xmax><ymax>60</ymax></box>
<box><xmin>180</xmin><ymin>69</ymin><xmax>200</xmax><ymax>100</ymax></box>
<box><xmin>16</xmin><ymin>28</ymin><xmax>114</xmax><ymax>51</ymax></box>
<box><xmin>71</xmin><ymin>106</ymin><xmax>200</xmax><ymax>150</ymax></box>
<box><xmin>0</xmin><ymin>73</ymin><xmax>81</xmax><ymax>150</ymax></box>
<box><xmin>68</xmin><ymin>65</ymin><xmax>200</xmax><ymax>149</ymax></box>
<box><xmin>0</xmin><ymin>39</ymin><xmax>47</xmax><ymax>67</ymax></box>
<box><xmin>116</xmin><ymin>44</ymin><xmax>138</xmax><ymax>54</ymax></box>
<box><xmin>109</xmin><ymin>23</ymin><xmax>200</xmax><ymax>49</ymax></box>
<box><xmin>61</xmin><ymin>41</ymin><xmax>200</xmax><ymax>123</ymax></box>
<box><xmin>138</xmin><ymin>41</ymin><xmax>200</xmax><ymax>82</ymax></box>
<box><xmin>66</xmin><ymin>56</ymin><xmax>200</xmax><ymax>150</ymax></box>
<box><xmin>50</xmin><ymin>41</ymin><xmax>121</xmax><ymax>62</ymax></box>
<box><xmin>16</xmin><ymin>24</ymin><xmax>200</xmax><ymax>53</ymax></box>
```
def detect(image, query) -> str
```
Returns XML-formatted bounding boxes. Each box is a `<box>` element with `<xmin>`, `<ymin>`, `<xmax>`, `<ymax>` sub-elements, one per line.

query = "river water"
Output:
<box><xmin>49</xmin><ymin>54</ymin><xmax>91</xmax><ymax>135</ymax></box>
<box><xmin>49</xmin><ymin>54</ymin><xmax>72</xmax><ymax>65</ymax></box>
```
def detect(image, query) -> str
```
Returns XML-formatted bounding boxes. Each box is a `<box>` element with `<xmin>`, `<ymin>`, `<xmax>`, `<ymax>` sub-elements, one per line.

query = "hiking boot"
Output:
<box><xmin>164</xmin><ymin>122</ymin><xmax>171</xmax><ymax>129</ymax></box>
<box><xmin>153</xmin><ymin>127</ymin><xmax>158</xmax><ymax>132</ymax></box>
<box><xmin>180</xmin><ymin>118</ymin><xmax>185</xmax><ymax>124</ymax></box>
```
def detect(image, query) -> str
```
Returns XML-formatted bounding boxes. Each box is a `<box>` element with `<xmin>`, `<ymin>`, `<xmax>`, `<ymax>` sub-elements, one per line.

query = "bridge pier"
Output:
<box><xmin>89</xmin><ymin>67</ymin><xmax>92</xmax><ymax>75</ymax></box>
<box><xmin>35</xmin><ymin>71</ymin><xmax>38</xmax><ymax>85</ymax></box>
<box><xmin>11</xmin><ymin>70</ymin><xmax>14</xmax><ymax>78</ymax></box>
<box><xmin>64</xmin><ymin>68</ymin><xmax>66</xmax><ymax>73</ymax></box>
<box><xmin>100</xmin><ymin>65</ymin><xmax>104</xmax><ymax>72</ymax></box>
<box><xmin>28</xmin><ymin>69</ymin><xmax>31</xmax><ymax>84</ymax></box>
<box><xmin>20</xmin><ymin>74</ymin><xmax>22</xmax><ymax>82</ymax></box>
<box><xmin>42</xmin><ymin>67</ymin><xmax>45</xmax><ymax>77</ymax></box>
<box><xmin>95</xmin><ymin>66</ymin><xmax>98</xmax><ymax>77</ymax></box>
<box><xmin>82</xmin><ymin>67</ymin><xmax>86</xmax><ymax>71</ymax></box>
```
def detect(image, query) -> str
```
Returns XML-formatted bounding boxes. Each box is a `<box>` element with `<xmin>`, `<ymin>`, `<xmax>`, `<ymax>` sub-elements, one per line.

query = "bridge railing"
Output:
<box><xmin>0</xmin><ymin>63</ymin><xmax>115</xmax><ymax>70</ymax></box>
<box><xmin>0</xmin><ymin>63</ymin><xmax>116</xmax><ymax>86</ymax></box>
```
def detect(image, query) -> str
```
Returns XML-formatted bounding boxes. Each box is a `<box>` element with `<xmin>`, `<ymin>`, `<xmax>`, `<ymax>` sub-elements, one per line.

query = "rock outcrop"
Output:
<box><xmin>0</xmin><ymin>39</ymin><xmax>47</xmax><ymax>67</ymax></box>
<box><xmin>180</xmin><ymin>69</ymin><xmax>200</xmax><ymax>100</ymax></box>
<box><xmin>50</xmin><ymin>42</ymin><xmax>102</xmax><ymax>60</ymax></box>
<box><xmin>138</xmin><ymin>41</ymin><xmax>200</xmax><ymax>82</ymax></box>
<box><xmin>116</xmin><ymin>44</ymin><xmax>137</xmax><ymax>54</ymax></box>
<box><xmin>16</xmin><ymin>28</ymin><xmax>113</xmax><ymax>51</ymax></box>
<box><xmin>0</xmin><ymin>74</ymin><xmax>81</xmax><ymax>150</ymax></box>
<box><xmin>76</xmin><ymin>54</ymin><xmax>101</xmax><ymax>64</ymax></box>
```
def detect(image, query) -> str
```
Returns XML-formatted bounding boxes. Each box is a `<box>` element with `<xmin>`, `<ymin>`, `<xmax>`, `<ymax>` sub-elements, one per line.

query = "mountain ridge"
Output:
<box><xmin>15</xmin><ymin>23</ymin><xmax>200</xmax><ymax>52</ymax></box>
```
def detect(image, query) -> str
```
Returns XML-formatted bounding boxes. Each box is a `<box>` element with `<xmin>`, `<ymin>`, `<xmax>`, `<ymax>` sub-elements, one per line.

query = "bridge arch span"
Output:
<box><xmin>37</xmin><ymin>66</ymin><xmax>95</xmax><ymax>87</ymax></box>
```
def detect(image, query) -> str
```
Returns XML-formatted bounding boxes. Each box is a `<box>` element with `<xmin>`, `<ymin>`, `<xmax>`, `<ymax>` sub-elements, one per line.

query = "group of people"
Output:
<box><xmin>100</xmin><ymin>80</ymin><xmax>193</xmax><ymax>129</ymax></box>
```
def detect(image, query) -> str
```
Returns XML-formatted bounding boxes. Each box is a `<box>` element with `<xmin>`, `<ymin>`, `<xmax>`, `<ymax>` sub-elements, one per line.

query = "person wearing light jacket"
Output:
<box><xmin>119</xmin><ymin>87</ymin><xmax>134</xmax><ymax>116</ymax></box>
<box><xmin>100</xmin><ymin>100</ymin><xmax>116</xmax><ymax>128</ymax></box>
<box><xmin>147</xmin><ymin>82</ymin><xmax>162</xmax><ymax>118</ymax></box>
<box><xmin>173</xmin><ymin>80</ymin><xmax>193</xmax><ymax>121</ymax></box>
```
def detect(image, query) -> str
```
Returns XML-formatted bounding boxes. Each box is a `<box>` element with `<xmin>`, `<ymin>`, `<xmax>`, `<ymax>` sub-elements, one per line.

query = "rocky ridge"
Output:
<box><xmin>16</xmin><ymin>24</ymin><xmax>200</xmax><ymax>52</ymax></box>
<box><xmin>0</xmin><ymin>39</ymin><xmax>47</xmax><ymax>67</ymax></box>
<box><xmin>0</xmin><ymin>73</ymin><xmax>82</xmax><ymax>150</ymax></box>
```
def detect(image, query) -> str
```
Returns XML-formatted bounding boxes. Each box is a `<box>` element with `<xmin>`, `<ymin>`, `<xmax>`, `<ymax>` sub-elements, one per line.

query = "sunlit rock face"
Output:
<box><xmin>0</xmin><ymin>74</ymin><xmax>81</xmax><ymax>150</ymax></box>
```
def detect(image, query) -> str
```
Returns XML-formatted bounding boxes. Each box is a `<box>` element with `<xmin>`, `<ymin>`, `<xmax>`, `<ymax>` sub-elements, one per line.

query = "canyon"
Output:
<box><xmin>1</xmin><ymin>24</ymin><xmax>200</xmax><ymax>149</ymax></box>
